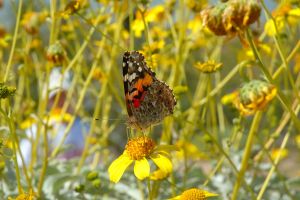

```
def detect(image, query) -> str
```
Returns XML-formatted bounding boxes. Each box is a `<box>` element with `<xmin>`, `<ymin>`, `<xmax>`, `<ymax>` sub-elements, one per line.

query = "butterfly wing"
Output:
<box><xmin>122</xmin><ymin>51</ymin><xmax>176</xmax><ymax>130</ymax></box>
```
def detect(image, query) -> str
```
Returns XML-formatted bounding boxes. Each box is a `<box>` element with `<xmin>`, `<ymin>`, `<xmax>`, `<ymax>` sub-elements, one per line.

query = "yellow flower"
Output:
<box><xmin>186</xmin><ymin>0</ymin><xmax>207</xmax><ymax>12</ymax></box>
<box><xmin>264</xmin><ymin>17</ymin><xmax>285</xmax><ymax>37</ymax></box>
<box><xmin>21</xmin><ymin>11</ymin><xmax>48</xmax><ymax>35</ymax></box>
<box><xmin>271</xmin><ymin>148</ymin><xmax>288</xmax><ymax>161</ymax></box>
<box><xmin>188</xmin><ymin>14</ymin><xmax>203</xmax><ymax>35</ymax></box>
<box><xmin>175</xmin><ymin>140</ymin><xmax>208</xmax><ymax>160</ymax></box>
<box><xmin>0</xmin><ymin>26</ymin><xmax>10</xmax><ymax>48</ymax></box>
<box><xmin>287</xmin><ymin>8</ymin><xmax>300</xmax><ymax>25</ymax></box>
<box><xmin>221</xmin><ymin>91</ymin><xmax>239</xmax><ymax>105</ymax></box>
<box><xmin>169</xmin><ymin>188</ymin><xmax>218</xmax><ymax>200</ymax></box>
<box><xmin>194</xmin><ymin>60</ymin><xmax>222</xmax><ymax>73</ymax></box>
<box><xmin>237</xmin><ymin>43</ymin><xmax>271</xmax><ymax>62</ymax></box>
<box><xmin>296</xmin><ymin>134</ymin><xmax>300</xmax><ymax>148</ymax></box>
<box><xmin>150</xmin><ymin>169</ymin><xmax>170</xmax><ymax>181</ymax></box>
<box><xmin>108</xmin><ymin>136</ymin><xmax>178</xmax><ymax>183</ymax></box>
<box><xmin>48</xmin><ymin>108</ymin><xmax>72</xmax><ymax>123</ymax></box>
<box><xmin>293</xmin><ymin>53</ymin><xmax>300</xmax><ymax>73</ymax></box>
<box><xmin>235</xmin><ymin>80</ymin><xmax>277</xmax><ymax>115</ymax></box>
<box><xmin>132</xmin><ymin>5</ymin><xmax>166</xmax><ymax>37</ymax></box>
<box><xmin>60</xmin><ymin>1</ymin><xmax>81</xmax><ymax>19</ymax></box>
<box><xmin>8</xmin><ymin>189</ymin><xmax>36</xmax><ymax>200</ymax></box>
<box><xmin>20</xmin><ymin>108</ymin><xmax>72</xmax><ymax>129</ymax></box>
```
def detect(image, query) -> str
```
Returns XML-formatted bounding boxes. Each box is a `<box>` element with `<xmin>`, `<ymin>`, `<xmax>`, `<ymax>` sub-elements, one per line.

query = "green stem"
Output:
<box><xmin>256</xmin><ymin>131</ymin><xmax>290</xmax><ymax>200</ymax></box>
<box><xmin>231</xmin><ymin>112</ymin><xmax>262</xmax><ymax>200</ymax></box>
<box><xmin>193</xmin><ymin>60</ymin><xmax>251</xmax><ymax>109</ymax></box>
<box><xmin>147</xmin><ymin>178</ymin><xmax>152</xmax><ymax>200</ymax></box>
<box><xmin>260</xmin><ymin>0</ymin><xmax>300</xmax><ymax>107</ymax></box>
<box><xmin>205</xmin><ymin>130</ymin><xmax>256</xmax><ymax>199</ymax></box>
<box><xmin>245</xmin><ymin>29</ymin><xmax>300</xmax><ymax>131</ymax></box>
<box><xmin>50</xmin><ymin>14</ymin><xmax>103</xmax><ymax>159</ymax></box>
<box><xmin>0</xmin><ymin>108</ymin><xmax>23</xmax><ymax>193</ymax></box>
<box><xmin>3</xmin><ymin>0</ymin><xmax>23</xmax><ymax>82</ymax></box>
<box><xmin>37</xmin><ymin>118</ymin><xmax>49</xmax><ymax>196</ymax></box>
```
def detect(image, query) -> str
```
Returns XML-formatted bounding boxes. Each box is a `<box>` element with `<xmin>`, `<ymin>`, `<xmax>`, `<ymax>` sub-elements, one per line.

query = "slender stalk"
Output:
<box><xmin>147</xmin><ymin>178</ymin><xmax>152</xmax><ymax>200</ymax></box>
<box><xmin>193</xmin><ymin>60</ymin><xmax>251</xmax><ymax>109</ymax></box>
<box><xmin>256</xmin><ymin>131</ymin><xmax>290</xmax><ymax>200</ymax></box>
<box><xmin>260</xmin><ymin>0</ymin><xmax>300</xmax><ymax>106</ymax></box>
<box><xmin>245</xmin><ymin>29</ymin><xmax>300</xmax><ymax>131</ymax></box>
<box><xmin>50</xmin><ymin>14</ymin><xmax>103</xmax><ymax>158</ymax></box>
<box><xmin>204</xmin><ymin>130</ymin><xmax>256</xmax><ymax>199</ymax></box>
<box><xmin>0</xmin><ymin>108</ymin><xmax>23</xmax><ymax>193</ymax></box>
<box><xmin>3</xmin><ymin>0</ymin><xmax>23</xmax><ymax>82</ymax></box>
<box><xmin>231</xmin><ymin>112</ymin><xmax>262</xmax><ymax>200</ymax></box>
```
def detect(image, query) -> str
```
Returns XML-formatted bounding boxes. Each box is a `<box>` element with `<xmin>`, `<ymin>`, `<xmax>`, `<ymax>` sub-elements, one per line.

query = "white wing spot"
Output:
<box><xmin>122</xmin><ymin>62</ymin><xmax>126</xmax><ymax>67</ymax></box>
<box><xmin>128</xmin><ymin>62</ymin><xmax>133</xmax><ymax>68</ymax></box>
<box><xmin>128</xmin><ymin>73</ymin><xmax>137</xmax><ymax>82</ymax></box>
<box><xmin>124</xmin><ymin>74</ymin><xmax>128</xmax><ymax>81</ymax></box>
<box><xmin>138</xmin><ymin>67</ymin><xmax>142</xmax><ymax>72</ymax></box>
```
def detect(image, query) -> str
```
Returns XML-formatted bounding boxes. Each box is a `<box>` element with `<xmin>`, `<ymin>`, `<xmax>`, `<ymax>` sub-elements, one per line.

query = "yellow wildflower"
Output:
<box><xmin>0</xmin><ymin>26</ymin><xmax>10</xmax><ymax>48</ymax></box>
<box><xmin>221</xmin><ymin>91</ymin><xmax>239</xmax><ymax>105</ymax></box>
<box><xmin>235</xmin><ymin>80</ymin><xmax>277</xmax><ymax>115</ymax></box>
<box><xmin>293</xmin><ymin>54</ymin><xmax>300</xmax><ymax>73</ymax></box>
<box><xmin>175</xmin><ymin>140</ymin><xmax>208</xmax><ymax>160</ymax></box>
<box><xmin>20</xmin><ymin>108</ymin><xmax>72</xmax><ymax>129</ymax></box>
<box><xmin>150</xmin><ymin>169</ymin><xmax>170</xmax><ymax>181</ymax></box>
<box><xmin>237</xmin><ymin>43</ymin><xmax>271</xmax><ymax>61</ymax></box>
<box><xmin>91</xmin><ymin>67</ymin><xmax>107</xmax><ymax>82</ymax></box>
<box><xmin>8</xmin><ymin>189</ymin><xmax>36</xmax><ymax>200</ymax></box>
<box><xmin>21</xmin><ymin>11</ymin><xmax>48</xmax><ymax>35</ymax></box>
<box><xmin>186</xmin><ymin>0</ymin><xmax>207</xmax><ymax>12</ymax></box>
<box><xmin>132</xmin><ymin>5</ymin><xmax>166</xmax><ymax>37</ymax></box>
<box><xmin>287</xmin><ymin>8</ymin><xmax>300</xmax><ymax>25</ymax></box>
<box><xmin>46</xmin><ymin>41</ymin><xmax>65</xmax><ymax>64</ymax></box>
<box><xmin>60</xmin><ymin>1</ymin><xmax>81</xmax><ymax>19</ymax></box>
<box><xmin>194</xmin><ymin>60</ymin><xmax>222</xmax><ymax>73</ymax></box>
<box><xmin>296</xmin><ymin>134</ymin><xmax>300</xmax><ymax>148</ymax></box>
<box><xmin>108</xmin><ymin>136</ymin><xmax>178</xmax><ymax>183</ymax></box>
<box><xmin>188</xmin><ymin>14</ymin><xmax>203</xmax><ymax>34</ymax></box>
<box><xmin>264</xmin><ymin>18</ymin><xmax>285</xmax><ymax>37</ymax></box>
<box><xmin>271</xmin><ymin>148</ymin><xmax>288</xmax><ymax>161</ymax></box>
<box><xmin>169</xmin><ymin>188</ymin><xmax>218</xmax><ymax>200</ymax></box>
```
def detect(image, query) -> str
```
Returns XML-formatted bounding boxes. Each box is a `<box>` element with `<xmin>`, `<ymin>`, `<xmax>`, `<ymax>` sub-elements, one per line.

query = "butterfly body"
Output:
<box><xmin>122</xmin><ymin>51</ymin><xmax>176</xmax><ymax>130</ymax></box>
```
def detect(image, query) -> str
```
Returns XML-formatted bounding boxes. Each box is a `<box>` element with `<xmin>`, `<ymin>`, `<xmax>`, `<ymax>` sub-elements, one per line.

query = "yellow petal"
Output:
<box><xmin>150</xmin><ymin>153</ymin><xmax>172</xmax><ymax>174</ymax></box>
<box><xmin>108</xmin><ymin>154</ymin><xmax>133</xmax><ymax>183</ymax></box>
<box><xmin>134</xmin><ymin>158</ymin><xmax>150</xmax><ymax>180</ymax></box>
<box><xmin>150</xmin><ymin>169</ymin><xmax>170</xmax><ymax>181</ymax></box>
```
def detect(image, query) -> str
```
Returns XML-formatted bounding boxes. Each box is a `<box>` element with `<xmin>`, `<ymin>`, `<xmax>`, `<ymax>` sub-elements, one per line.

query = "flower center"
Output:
<box><xmin>180</xmin><ymin>188</ymin><xmax>206</xmax><ymax>200</ymax></box>
<box><xmin>125</xmin><ymin>136</ymin><xmax>155</xmax><ymax>160</ymax></box>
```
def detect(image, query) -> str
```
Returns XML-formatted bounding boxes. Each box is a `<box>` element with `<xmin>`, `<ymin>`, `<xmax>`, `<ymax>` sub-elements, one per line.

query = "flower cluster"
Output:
<box><xmin>0</xmin><ymin>83</ymin><xmax>16</xmax><ymax>99</ymax></box>
<box><xmin>234</xmin><ymin>80</ymin><xmax>277</xmax><ymax>115</ymax></box>
<box><xmin>194</xmin><ymin>60</ymin><xmax>223</xmax><ymax>73</ymax></box>
<box><xmin>46</xmin><ymin>41</ymin><xmax>66</xmax><ymax>65</ymax></box>
<box><xmin>201</xmin><ymin>0</ymin><xmax>261</xmax><ymax>36</ymax></box>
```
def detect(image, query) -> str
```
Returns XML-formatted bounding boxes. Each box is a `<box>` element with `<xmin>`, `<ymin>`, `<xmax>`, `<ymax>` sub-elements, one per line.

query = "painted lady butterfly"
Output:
<box><xmin>122</xmin><ymin>51</ymin><xmax>176</xmax><ymax>130</ymax></box>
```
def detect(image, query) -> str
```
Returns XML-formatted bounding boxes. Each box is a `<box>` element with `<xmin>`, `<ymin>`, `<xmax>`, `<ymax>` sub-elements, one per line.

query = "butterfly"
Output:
<box><xmin>122</xmin><ymin>51</ymin><xmax>176</xmax><ymax>130</ymax></box>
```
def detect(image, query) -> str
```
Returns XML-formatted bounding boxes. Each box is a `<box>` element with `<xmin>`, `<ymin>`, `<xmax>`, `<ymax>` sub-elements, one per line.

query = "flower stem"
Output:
<box><xmin>0</xmin><ymin>108</ymin><xmax>23</xmax><ymax>194</ymax></box>
<box><xmin>231</xmin><ymin>111</ymin><xmax>262</xmax><ymax>200</ymax></box>
<box><xmin>245</xmin><ymin>29</ymin><xmax>300</xmax><ymax>131</ymax></box>
<box><xmin>256</xmin><ymin>129</ymin><xmax>290</xmax><ymax>200</ymax></box>
<box><xmin>3</xmin><ymin>0</ymin><xmax>23</xmax><ymax>82</ymax></box>
<box><xmin>147</xmin><ymin>178</ymin><xmax>153</xmax><ymax>200</ymax></box>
